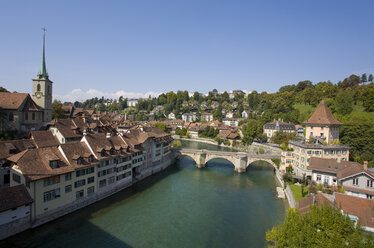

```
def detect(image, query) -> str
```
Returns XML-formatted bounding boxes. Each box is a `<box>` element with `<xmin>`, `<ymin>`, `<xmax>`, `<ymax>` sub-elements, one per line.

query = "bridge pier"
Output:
<box><xmin>234</xmin><ymin>153</ymin><xmax>248</xmax><ymax>173</ymax></box>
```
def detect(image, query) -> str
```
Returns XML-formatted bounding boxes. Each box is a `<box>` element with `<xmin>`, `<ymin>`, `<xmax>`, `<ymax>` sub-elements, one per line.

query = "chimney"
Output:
<box><xmin>364</xmin><ymin>161</ymin><xmax>368</xmax><ymax>171</ymax></box>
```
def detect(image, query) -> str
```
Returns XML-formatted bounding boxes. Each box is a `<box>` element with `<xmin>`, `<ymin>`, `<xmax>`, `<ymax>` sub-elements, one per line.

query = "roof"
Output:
<box><xmin>303</xmin><ymin>100</ymin><xmax>342</xmax><ymax>126</ymax></box>
<box><xmin>335</xmin><ymin>193</ymin><xmax>374</xmax><ymax>228</ymax></box>
<box><xmin>60</xmin><ymin>142</ymin><xmax>98</xmax><ymax>167</ymax></box>
<box><xmin>0</xmin><ymin>139</ymin><xmax>36</xmax><ymax>160</ymax></box>
<box><xmin>298</xmin><ymin>193</ymin><xmax>335</xmax><ymax>215</ymax></box>
<box><xmin>337</xmin><ymin>164</ymin><xmax>374</xmax><ymax>180</ymax></box>
<box><xmin>30</xmin><ymin>130</ymin><xmax>59</xmax><ymax>148</ymax></box>
<box><xmin>0</xmin><ymin>185</ymin><xmax>33</xmax><ymax>212</ymax></box>
<box><xmin>0</xmin><ymin>92</ymin><xmax>29</xmax><ymax>110</ymax></box>
<box><xmin>309</xmin><ymin>157</ymin><xmax>360</xmax><ymax>176</ymax></box>
<box><xmin>264</xmin><ymin>120</ymin><xmax>295</xmax><ymax>130</ymax></box>
<box><xmin>8</xmin><ymin>147</ymin><xmax>73</xmax><ymax>181</ymax></box>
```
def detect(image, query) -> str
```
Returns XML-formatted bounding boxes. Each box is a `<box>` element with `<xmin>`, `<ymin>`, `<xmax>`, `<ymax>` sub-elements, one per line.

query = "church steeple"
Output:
<box><xmin>38</xmin><ymin>28</ymin><xmax>48</xmax><ymax>79</ymax></box>
<box><xmin>32</xmin><ymin>27</ymin><xmax>53</xmax><ymax>123</ymax></box>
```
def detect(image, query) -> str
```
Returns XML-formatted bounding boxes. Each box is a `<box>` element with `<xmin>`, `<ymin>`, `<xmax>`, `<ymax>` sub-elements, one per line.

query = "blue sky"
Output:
<box><xmin>1</xmin><ymin>0</ymin><xmax>373</xmax><ymax>102</ymax></box>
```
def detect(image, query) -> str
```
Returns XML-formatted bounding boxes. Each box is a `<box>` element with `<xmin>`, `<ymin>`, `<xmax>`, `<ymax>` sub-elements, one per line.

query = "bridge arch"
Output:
<box><xmin>247</xmin><ymin>158</ymin><xmax>277</xmax><ymax>170</ymax></box>
<box><xmin>205</xmin><ymin>157</ymin><xmax>236</xmax><ymax>168</ymax></box>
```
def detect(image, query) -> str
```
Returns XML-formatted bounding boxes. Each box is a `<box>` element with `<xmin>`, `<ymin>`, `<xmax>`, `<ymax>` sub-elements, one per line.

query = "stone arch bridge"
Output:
<box><xmin>175</xmin><ymin>148</ymin><xmax>280</xmax><ymax>173</ymax></box>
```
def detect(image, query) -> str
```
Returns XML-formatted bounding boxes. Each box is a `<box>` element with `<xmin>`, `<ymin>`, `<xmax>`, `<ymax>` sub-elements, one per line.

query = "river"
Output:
<box><xmin>1</xmin><ymin>140</ymin><xmax>286</xmax><ymax>248</ymax></box>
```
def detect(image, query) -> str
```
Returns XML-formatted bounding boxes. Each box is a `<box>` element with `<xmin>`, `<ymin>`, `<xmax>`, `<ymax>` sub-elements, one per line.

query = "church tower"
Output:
<box><xmin>32</xmin><ymin>28</ymin><xmax>53</xmax><ymax>123</ymax></box>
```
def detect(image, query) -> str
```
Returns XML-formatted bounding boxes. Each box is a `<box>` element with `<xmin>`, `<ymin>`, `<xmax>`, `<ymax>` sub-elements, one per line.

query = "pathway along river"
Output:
<box><xmin>2</xmin><ymin>140</ymin><xmax>286</xmax><ymax>248</ymax></box>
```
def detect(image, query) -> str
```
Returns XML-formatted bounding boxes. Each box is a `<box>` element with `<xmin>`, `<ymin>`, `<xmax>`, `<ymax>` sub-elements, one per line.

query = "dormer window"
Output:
<box><xmin>88</xmin><ymin>155</ymin><xmax>94</xmax><ymax>162</ymax></box>
<box><xmin>77</xmin><ymin>158</ymin><xmax>83</xmax><ymax>165</ymax></box>
<box><xmin>49</xmin><ymin>160</ymin><xmax>59</xmax><ymax>169</ymax></box>
<box><xmin>110</xmin><ymin>148</ymin><xmax>115</xmax><ymax>155</ymax></box>
<box><xmin>100</xmin><ymin>150</ymin><xmax>106</xmax><ymax>157</ymax></box>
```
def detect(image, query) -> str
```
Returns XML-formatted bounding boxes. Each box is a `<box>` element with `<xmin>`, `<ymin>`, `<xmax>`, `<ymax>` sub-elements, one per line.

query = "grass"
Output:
<box><xmin>289</xmin><ymin>183</ymin><xmax>308</xmax><ymax>203</ymax></box>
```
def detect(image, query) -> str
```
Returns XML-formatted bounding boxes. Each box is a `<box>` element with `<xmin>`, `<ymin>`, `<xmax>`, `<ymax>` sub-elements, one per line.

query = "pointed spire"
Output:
<box><xmin>38</xmin><ymin>27</ymin><xmax>48</xmax><ymax>78</ymax></box>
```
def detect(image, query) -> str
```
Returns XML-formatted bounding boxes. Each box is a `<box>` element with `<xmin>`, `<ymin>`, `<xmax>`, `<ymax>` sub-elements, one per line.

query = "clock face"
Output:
<box><xmin>35</xmin><ymin>92</ymin><xmax>42</xmax><ymax>99</ymax></box>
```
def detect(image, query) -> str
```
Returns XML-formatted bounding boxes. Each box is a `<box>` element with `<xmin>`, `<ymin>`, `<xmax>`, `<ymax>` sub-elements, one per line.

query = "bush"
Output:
<box><xmin>171</xmin><ymin>140</ymin><xmax>182</xmax><ymax>148</ymax></box>
<box><xmin>214</xmin><ymin>137</ymin><xmax>224</xmax><ymax>144</ymax></box>
<box><xmin>271</xmin><ymin>158</ymin><xmax>280</xmax><ymax>169</ymax></box>
<box><xmin>317</xmin><ymin>184</ymin><xmax>324</xmax><ymax>191</ymax></box>
<box><xmin>258</xmin><ymin>147</ymin><xmax>265</xmax><ymax>154</ymax></box>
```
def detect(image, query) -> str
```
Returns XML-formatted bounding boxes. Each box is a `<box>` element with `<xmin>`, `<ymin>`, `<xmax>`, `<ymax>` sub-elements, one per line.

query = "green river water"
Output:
<box><xmin>2</xmin><ymin>140</ymin><xmax>286</xmax><ymax>248</ymax></box>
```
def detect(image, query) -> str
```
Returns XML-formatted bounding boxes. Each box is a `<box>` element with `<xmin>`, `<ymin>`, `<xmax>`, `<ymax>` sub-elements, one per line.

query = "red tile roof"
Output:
<box><xmin>303</xmin><ymin>100</ymin><xmax>342</xmax><ymax>126</ymax></box>
<box><xmin>0</xmin><ymin>185</ymin><xmax>33</xmax><ymax>212</ymax></box>
<box><xmin>335</xmin><ymin>193</ymin><xmax>374</xmax><ymax>228</ymax></box>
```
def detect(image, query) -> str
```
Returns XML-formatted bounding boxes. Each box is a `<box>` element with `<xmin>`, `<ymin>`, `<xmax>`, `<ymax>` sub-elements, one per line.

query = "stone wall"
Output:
<box><xmin>0</xmin><ymin>216</ymin><xmax>31</xmax><ymax>240</ymax></box>
<box><xmin>248</xmin><ymin>142</ymin><xmax>282</xmax><ymax>155</ymax></box>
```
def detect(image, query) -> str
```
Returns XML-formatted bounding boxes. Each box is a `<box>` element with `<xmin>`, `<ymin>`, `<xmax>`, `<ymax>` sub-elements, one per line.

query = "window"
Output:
<box><xmin>88</xmin><ymin>155</ymin><xmax>94</xmax><ymax>162</ymax></box>
<box><xmin>49</xmin><ymin>160</ymin><xmax>59</xmax><ymax>169</ymax></box>
<box><xmin>8</xmin><ymin>112</ymin><xmax>14</xmax><ymax>121</ymax></box>
<box><xmin>99</xmin><ymin>179</ymin><xmax>106</xmax><ymax>188</ymax></box>
<box><xmin>25</xmin><ymin>112</ymin><xmax>28</xmax><ymax>120</ymax></box>
<box><xmin>43</xmin><ymin>188</ymin><xmax>60</xmax><ymax>202</ymax></box>
<box><xmin>32</xmin><ymin>112</ymin><xmax>35</xmax><ymax>120</ymax></box>
<box><xmin>65</xmin><ymin>173</ymin><xmax>72</xmax><ymax>181</ymax></box>
<box><xmin>77</xmin><ymin>158</ymin><xmax>83</xmax><ymax>165</ymax></box>
<box><xmin>12</xmin><ymin>174</ymin><xmax>21</xmax><ymax>183</ymax></box>
<box><xmin>76</xmin><ymin>190</ymin><xmax>84</xmax><ymax>199</ymax></box>
<box><xmin>317</xmin><ymin>175</ymin><xmax>321</xmax><ymax>182</ymax></box>
<box><xmin>74</xmin><ymin>179</ymin><xmax>86</xmax><ymax>188</ymax></box>
<box><xmin>367</xmin><ymin>180</ymin><xmax>373</xmax><ymax>188</ymax></box>
<box><xmin>87</xmin><ymin>176</ymin><xmax>95</xmax><ymax>184</ymax></box>
<box><xmin>65</xmin><ymin>185</ymin><xmax>72</xmax><ymax>193</ymax></box>
<box><xmin>108</xmin><ymin>176</ymin><xmax>115</xmax><ymax>185</ymax></box>
<box><xmin>87</xmin><ymin>186</ymin><xmax>95</xmax><ymax>196</ymax></box>
<box><xmin>353</xmin><ymin>178</ymin><xmax>359</xmax><ymax>185</ymax></box>
<box><xmin>44</xmin><ymin>176</ymin><xmax>60</xmax><ymax>186</ymax></box>
<box><xmin>324</xmin><ymin>176</ymin><xmax>329</xmax><ymax>184</ymax></box>
<box><xmin>37</xmin><ymin>84</ymin><xmax>41</xmax><ymax>91</ymax></box>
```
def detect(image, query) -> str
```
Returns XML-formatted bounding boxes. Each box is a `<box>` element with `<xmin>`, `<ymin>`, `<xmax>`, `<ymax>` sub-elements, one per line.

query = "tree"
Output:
<box><xmin>368</xmin><ymin>74</ymin><xmax>373</xmax><ymax>82</ymax></box>
<box><xmin>363</xmin><ymin>88</ymin><xmax>374</xmax><ymax>112</ymax></box>
<box><xmin>270</xmin><ymin>131</ymin><xmax>296</xmax><ymax>145</ymax></box>
<box><xmin>241</xmin><ymin>119</ymin><xmax>259</xmax><ymax>144</ymax></box>
<box><xmin>152</xmin><ymin>122</ymin><xmax>168</xmax><ymax>133</ymax></box>
<box><xmin>361</xmin><ymin>73</ymin><xmax>367</xmax><ymax>83</ymax></box>
<box><xmin>334</xmin><ymin>90</ymin><xmax>353</xmax><ymax>115</ymax></box>
<box><xmin>266</xmin><ymin>205</ymin><xmax>373</xmax><ymax>247</ymax></box>
<box><xmin>52</xmin><ymin>100</ymin><xmax>64</xmax><ymax>119</ymax></box>
<box><xmin>0</xmin><ymin>86</ymin><xmax>9</xmax><ymax>92</ymax></box>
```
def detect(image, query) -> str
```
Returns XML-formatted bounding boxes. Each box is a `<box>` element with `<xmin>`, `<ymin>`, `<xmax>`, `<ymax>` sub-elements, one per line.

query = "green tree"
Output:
<box><xmin>368</xmin><ymin>74</ymin><xmax>373</xmax><ymax>82</ymax></box>
<box><xmin>52</xmin><ymin>100</ymin><xmax>64</xmax><ymax>119</ymax></box>
<box><xmin>152</xmin><ymin>122</ymin><xmax>168</xmax><ymax>133</ymax></box>
<box><xmin>242</xmin><ymin>119</ymin><xmax>259</xmax><ymax>144</ymax></box>
<box><xmin>363</xmin><ymin>88</ymin><xmax>374</xmax><ymax>112</ymax></box>
<box><xmin>334</xmin><ymin>90</ymin><xmax>353</xmax><ymax>115</ymax></box>
<box><xmin>266</xmin><ymin>205</ymin><xmax>373</xmax><ymax>247</ymax></box>
<box><xmin>361</xmin><ymin>73</ymin><xmax>367</xmax><ymax>83</ymax></box>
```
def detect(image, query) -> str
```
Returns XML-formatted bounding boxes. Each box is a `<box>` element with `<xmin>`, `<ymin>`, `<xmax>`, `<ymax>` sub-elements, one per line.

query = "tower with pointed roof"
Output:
<box><xmin>32</xmin><ymin>28</ymin><xmax>53</xmax><ymax>123</ymax></box>
<box><xmin>303</xmin><ymin>100</ymin><xmax>343</xmax><ymax>144</ymax></box>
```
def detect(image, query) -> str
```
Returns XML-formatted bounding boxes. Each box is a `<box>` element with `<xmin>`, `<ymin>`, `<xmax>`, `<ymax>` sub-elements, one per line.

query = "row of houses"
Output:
<box><xmin>0</xmin><ymin>125</ymin><xmax>175</xmax><ymax>239</ymax></box>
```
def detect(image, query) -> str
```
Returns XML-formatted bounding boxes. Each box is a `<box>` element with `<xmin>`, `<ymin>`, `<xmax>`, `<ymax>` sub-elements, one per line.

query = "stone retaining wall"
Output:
<box><xmin>0</xmin><ymin>216</ymin><xmax>31</xmax><ymax>240</ymax></box>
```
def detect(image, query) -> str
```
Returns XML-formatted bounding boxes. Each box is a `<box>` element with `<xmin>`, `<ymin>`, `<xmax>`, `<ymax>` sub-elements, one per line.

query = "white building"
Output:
<box><xmin>182</xmin><ymin>113</ymin><xmax>197</xmax><ymax>122</ymax></box>
<box><xmin>200</xmin><ymin>113</ymin><xmax>213</xmax><ymax>122</ymax></box>
<box><xmin>263</xmin><ymin>119</ymin><xmax>296</xmax><ymax>140</ymax></box>
<box><xmin>168</xmin><ymin>113</ymin><xmax>176</xmax><ymax>120</ymax></box>
<box><xmin>128</xmin><ymin>99</ymin><xmax>138</xmax><ymax>107</ymax></box>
